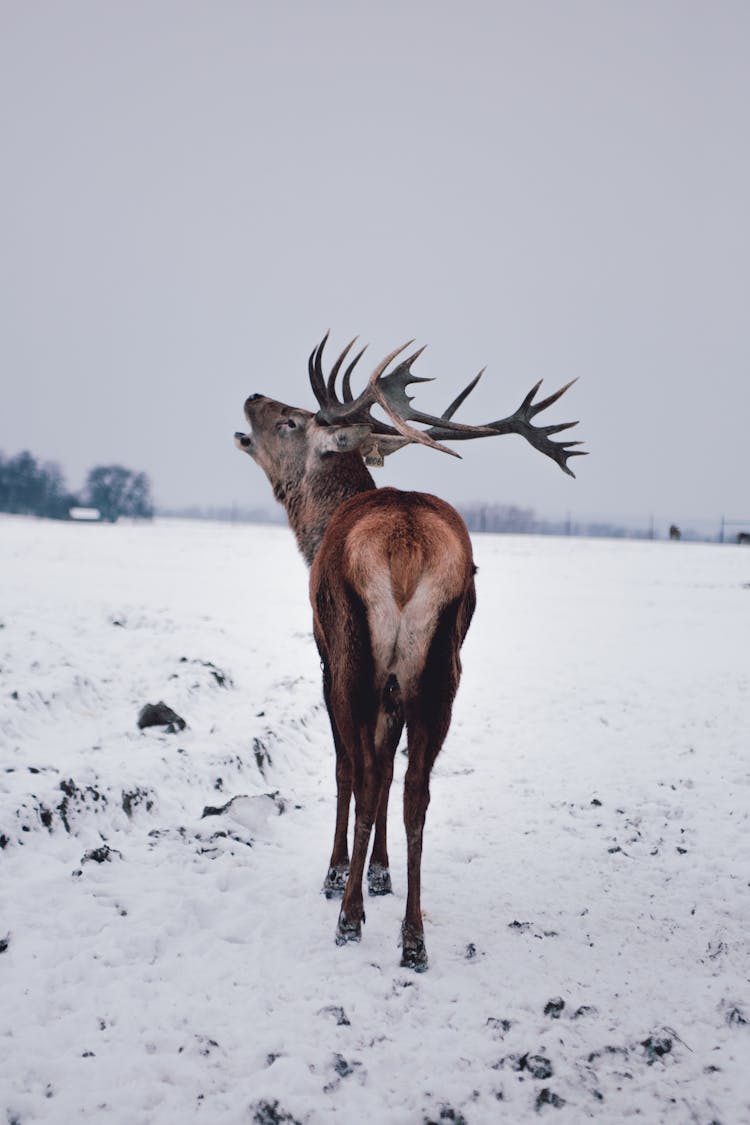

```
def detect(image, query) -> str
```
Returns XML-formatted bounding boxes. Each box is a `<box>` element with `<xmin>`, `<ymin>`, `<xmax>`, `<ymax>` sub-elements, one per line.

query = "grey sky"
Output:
<box><xmin>1</xmin><ymin>1</ymin><xmax>748</xmax><ymax>526</ymax></box>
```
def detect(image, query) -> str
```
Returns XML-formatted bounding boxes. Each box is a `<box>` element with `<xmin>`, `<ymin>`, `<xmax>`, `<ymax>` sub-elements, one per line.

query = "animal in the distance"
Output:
<box><xmin>235</xmin><ymin>333</ymin><xmax>585</xmax><ymax>970</ymax></box>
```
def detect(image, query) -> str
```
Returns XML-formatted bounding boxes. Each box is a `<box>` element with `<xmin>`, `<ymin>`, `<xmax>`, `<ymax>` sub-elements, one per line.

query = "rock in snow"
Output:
<box><xmin>137</xmin><ymin>700</ymin><xmax>187</xmax><ymax>732</ymax></box>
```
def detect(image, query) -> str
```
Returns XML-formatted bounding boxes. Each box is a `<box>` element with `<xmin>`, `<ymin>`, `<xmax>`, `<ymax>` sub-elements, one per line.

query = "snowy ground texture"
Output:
<box><xmin>1</xmin><ymin>514</ymin><xmax>749</xmax><ymax>1124</ymax></box>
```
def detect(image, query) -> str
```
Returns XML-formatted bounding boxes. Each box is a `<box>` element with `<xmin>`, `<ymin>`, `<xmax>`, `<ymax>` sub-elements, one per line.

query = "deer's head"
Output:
<box><xmin>234</xmin><ymin>392</ymin><xmax>374</xmax><ymax>498</ymax></box>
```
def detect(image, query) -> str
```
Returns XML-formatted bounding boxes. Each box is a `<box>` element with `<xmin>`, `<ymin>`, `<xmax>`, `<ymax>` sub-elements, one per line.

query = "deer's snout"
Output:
<box><xmin>243</xmin><ymin>393</ymin><xmax>268</xmax><ymax>423</ymax></box>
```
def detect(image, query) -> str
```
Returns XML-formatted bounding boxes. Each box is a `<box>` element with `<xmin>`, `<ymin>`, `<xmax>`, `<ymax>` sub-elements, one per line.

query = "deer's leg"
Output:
<box><xmin>401</xmin><ymin>597</ymin><xmax>467</xmax><ymax>971</ymax></box>
<box><xmin>323</xmin><ymin>738</ymin><xmax>352</xmax><ymax>898</ymax></box>
<box><xmin>401</xmin><ymin>738</ymin><xmax>433</xmax><ymax>971</ymax></box>
<box><xmin>367</xmin><ymin>684</ymin><xmax>403</xmax><ymax>896</ymax></box>
<box><xmin>336</xmin><ymin>739</ymin><xmax>381</xmax><ymax>944</ymax></box>
<box><xmin>368</xmin><ymin>755</ymin><xmax>394</xmax><ymax>896</ymax></box>
<box><xmin>319</xmin><ymin>660</ymin><xmax>353</xmax><ymax>897</ymax></box>
<box><xmin>321</xmin><ymin>602</ymin><xmax>381</xmax><ymax>944</ymax></box>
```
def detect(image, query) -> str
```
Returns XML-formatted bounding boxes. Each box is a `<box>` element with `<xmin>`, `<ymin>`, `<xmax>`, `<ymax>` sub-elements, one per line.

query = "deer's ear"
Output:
<box><xmin>315</xmin><ymin>424</ymin><xmax>372</xmax><ymax>455</ymax></box>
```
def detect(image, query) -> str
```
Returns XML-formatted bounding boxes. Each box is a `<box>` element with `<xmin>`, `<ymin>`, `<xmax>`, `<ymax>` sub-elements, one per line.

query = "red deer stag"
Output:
<box><xmin>235</xmin><ymin>334</ymin><xmax>585</xmax><ymax>970</ymax></box>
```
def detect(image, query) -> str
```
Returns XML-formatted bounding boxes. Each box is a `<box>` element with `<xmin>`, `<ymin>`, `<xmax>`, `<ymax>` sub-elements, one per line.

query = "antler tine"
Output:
<box><xmin>365</xmin><ymin>352</ymin><xmax>497</xmax><ymax>438</ymax></box>
<box><xmin>540</xmin><ymin>420</ymin><xmax>579</xmax><ymax>436</ymax></box>
<box><xmin>544</xmin><ymin>441</ymin><xmax>588</xmax><ymax>478</ymax></box>
<box><xmin>366</xmin><ymin>367</ymin><xmax>485</xmax><ymax>448</ymax></box>
<box><xmin>366</xmin><ymin>345</ymin><xmax>463</xmax><ymax>458</ymax></box>
<box><xmin>342</xmin><ymin>345</ymin><xmax>367</xmax><ymax>402</ymax></box>
<box><xmin>326</xmin><ymin>336</ymin><xmax>358</xmax><ymax>402</ymax></box>
<box><xmin>522</xmin><ymin>377</ymin><xmax>579</xmax><ymax>417</ymax></box>
<box><xmin>440</xmin><ymin>369</ymin><xmax>484</xmax><ymax>421</ymax></box>
<box><xmin>399</xmin><ymin>344</ymin><xmax>429</xmax><ymax>372</ymax></box>
<box><xmin>366</xmin><ymin>340</ymin><xmax>415</xmax><ymax>389</ymax></box>
<box><xmin>308</xmin><ymin>331</ymin><xmax>330</xmax><ymax>408</ymax></box>
<box><xmin>316</xmin><ymin>338</ymin><xmax>425</xmax><ymax>428</ymax></box>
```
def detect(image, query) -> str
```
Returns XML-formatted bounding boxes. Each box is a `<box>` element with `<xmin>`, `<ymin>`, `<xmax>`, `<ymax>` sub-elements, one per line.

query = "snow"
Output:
<box><xmin>1</xmin><ymin>513</ymin><xmax>749</xmax><ymax>1123</ymax></box>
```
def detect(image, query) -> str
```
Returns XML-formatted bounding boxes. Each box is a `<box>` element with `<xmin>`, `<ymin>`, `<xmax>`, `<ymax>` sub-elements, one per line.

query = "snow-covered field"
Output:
<box><xmin>1</xmin><ymin>513</ymin><xmax>749</xmax><ymax>1124</ymax></box>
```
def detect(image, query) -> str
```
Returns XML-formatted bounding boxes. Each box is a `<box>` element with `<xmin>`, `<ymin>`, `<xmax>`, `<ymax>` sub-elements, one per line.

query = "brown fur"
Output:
<box><xmin>344</xmin><ymin>496</ymin><xmax>469</xmax><ymax>612</ymax></box>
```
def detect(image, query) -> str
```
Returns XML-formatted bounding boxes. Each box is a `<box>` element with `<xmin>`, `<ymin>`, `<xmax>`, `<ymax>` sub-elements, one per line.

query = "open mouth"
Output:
<box><xmin>234</xmin><ymin>430</ymin><xmax>254</xmax><ymax>453</ymax></box>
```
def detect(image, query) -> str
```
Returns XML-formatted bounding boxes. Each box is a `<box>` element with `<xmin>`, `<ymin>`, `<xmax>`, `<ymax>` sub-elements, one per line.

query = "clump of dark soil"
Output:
<box><xmin>544</xmin><ymin>998</ymin><xmax>565</xmax><ymax>1019</ymax></box>
<box><xmin>319</xmin><ymin>1005</ymin><xmax>350</xmax><ymax>1026</ymax></box>
<box><xmin>332</xmin><ymin>1054</ymin><xmax>354</xmax><ymax>1078</ymax></box>
<box><xmin>253</xmin><ymin>736</ymin><xmax>272</xmax><ymax>776</ymax></box>
<box><xmin>137</xmin><ymin>702</ymin><xmax>186</xmax><ymax>732</ymax></box>
<box><xmin>57</xmin><ymin>779</ymin><xmax>107</xmax><ymax>832</ymax></box>
<box><xmin>179</xmin><ymin>657</ymin><xmax>233</xmax><ymax>688</ymax></box>
<box><xmin>251</xmin><ymin>1100</ymin><xmax>302</xmax><ymax>1125</ymax></box>
<box><xmin>424</xmin><ymin>1106</ymin><xmax>468</xmax><ymax>1125</ymax></box>
<box><xmin>641</xmin><ymin>1035</ymin><xmax>673</xmax><ymax>1064</ymax></box>
<box><xmin>508</xmin><ymin>920</ymin><xmax>558</xmax><ymax>938</ymax></box>
<box><xmin>536</xmin><ymin>1088</ymin><xmax>566</xmax><ymax>1110</ymax></box>
<box><xmin>201</xmin><ymin>793</ymin><xmax>286</xmax><ymax>819</ymax></box>
<box><xmin>587</xmin><ymin>1044</ymin><xmax>628</xmax><ymax>1064</ymax></box>
<box><xmin>514</xmin><ymin>1054</ymin><xmax>554</xmax><ymax>1080</ymax></box>
<box><xmin>81</xmin><ymin>844</ymin><xmax>121</xmax><ymax>864</ymax></box>
<box><xmin>121</xmin><ymin>788</ymin><xmax>154</xmax><ymax>817</ymax></box>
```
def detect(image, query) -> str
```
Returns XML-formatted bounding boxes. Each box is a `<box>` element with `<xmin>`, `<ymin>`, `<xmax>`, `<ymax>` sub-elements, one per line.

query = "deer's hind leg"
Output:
<box><xmin>323</xmin><ymin>727</ymin><xmax>352</xmax><ymax>898</ymax></box>
<box><xmin>367</xmin><ymin>674</ymin><xmax>404</xmax><ymax>896</ymax></box>
<box><xmin>317</xmin><ymin>594</ymin><xmax>381</xmax><ymax>945</ymax></box>
<box><xmin>331</xmin><ymin>703</ymin><xmax>381</xmax><ymax>945</ymax></box>
<box><xmin>401</xmin><ymin>595</ymin><xmax>471</xmax><ymax>970</ymax></box>
<box><xmin>401</xmin><ymin>694</ymin><xmax>454</xmax><ymax>972</ymax></box>
<box><xmin>319</xmin><ymin>658</ymin><xmax>354</xmax><ymax>898</ymax></box>
<box><xmin>367</xmin><ymin>758</ymin><xmax>395</xmax><ymax>896</ymax></box>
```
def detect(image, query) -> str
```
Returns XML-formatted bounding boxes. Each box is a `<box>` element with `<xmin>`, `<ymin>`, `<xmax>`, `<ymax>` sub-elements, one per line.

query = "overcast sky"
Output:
<box><xmin>1</xmin><ymin>1</ymin><xmax>748</xmax><ymax>527</ymax></box>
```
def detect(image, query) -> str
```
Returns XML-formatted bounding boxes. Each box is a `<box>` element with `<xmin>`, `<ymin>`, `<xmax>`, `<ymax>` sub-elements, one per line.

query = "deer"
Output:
<box><xmin>234</xmin><ymin>333</ymin><xmax>585</xmax><ymax>970</ymax></box>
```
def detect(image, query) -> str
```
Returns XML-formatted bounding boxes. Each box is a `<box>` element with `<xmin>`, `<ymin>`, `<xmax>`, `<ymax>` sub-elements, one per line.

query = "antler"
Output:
<box><xmin>308</xmin><ymin>333</ymin><xmax>587</xmax><ymax>476</ymax></box>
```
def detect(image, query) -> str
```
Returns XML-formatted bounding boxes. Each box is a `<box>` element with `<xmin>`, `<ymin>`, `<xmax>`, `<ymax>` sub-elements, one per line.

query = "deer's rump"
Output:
<box><xmin>310</xmin><ymin>488</ymin><xmax>475</xmax><ymax>705</ymax></box>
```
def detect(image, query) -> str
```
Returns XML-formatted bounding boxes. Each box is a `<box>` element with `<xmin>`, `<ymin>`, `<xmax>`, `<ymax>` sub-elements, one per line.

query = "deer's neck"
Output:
<box><xmin>276</xmin><ymin>454</ymin><xmax>376</xmax><ymax>566</ymax></box>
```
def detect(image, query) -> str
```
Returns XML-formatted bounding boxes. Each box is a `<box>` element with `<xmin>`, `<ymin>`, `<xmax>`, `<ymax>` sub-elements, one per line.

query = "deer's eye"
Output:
<box><xmin>278</xmin><ymin>418</ymin><xmax>297</xmax><ymax>430</ymax></box>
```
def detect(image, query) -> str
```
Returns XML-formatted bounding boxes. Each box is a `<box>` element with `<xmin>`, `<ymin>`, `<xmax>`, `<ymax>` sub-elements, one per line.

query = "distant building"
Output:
<box><xmin>69</xmin><ymin>507</ymin><xmax>102</xmax><ymax>522</ymax></box>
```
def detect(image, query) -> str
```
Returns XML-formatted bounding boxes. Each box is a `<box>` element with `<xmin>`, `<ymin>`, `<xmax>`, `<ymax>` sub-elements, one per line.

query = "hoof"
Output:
<box><xmin>322</xmin><ymin>865</ymin><xmax>349</xmax><ymax>899</ymax></box>
<box><xmin>367</xmin><ymin>862</ymin><xmax>393</xmax><ymax>897</ymax></box>
<box><xmin>335</xmin><ymin>909</ymin><xmax>363</xmax><ymax>946</ymax></box>
<box><xmin>400</xmin><ymin>921</ymin><xmax>428</xmax><ymax>972</ymax></box>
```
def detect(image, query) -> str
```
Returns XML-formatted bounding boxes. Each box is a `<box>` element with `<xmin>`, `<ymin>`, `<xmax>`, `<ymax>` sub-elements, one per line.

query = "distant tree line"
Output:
<box><xmin>456</xmin><ymin>504</ymin><xmax>718</xmax><ymax>541</ymax></box>
<box><xmin>158</xmin><ymin>500</ymin><xmax>719</xmax><ymax>541</ymax></box>
<box><xmin>460</xmin><ymin>504</ymin><xmax>537</xmax><ymax>534</ymax></box>
<box><xmin>0</xmin><ymin>450</ymin><xmax>154</xmax><ymax>522</ymax></box>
